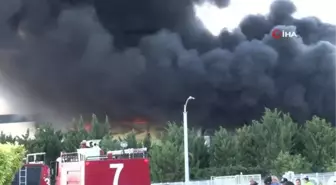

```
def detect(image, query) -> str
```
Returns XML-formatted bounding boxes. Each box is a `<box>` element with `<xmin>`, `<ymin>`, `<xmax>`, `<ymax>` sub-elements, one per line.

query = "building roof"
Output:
<box><xmin>0</xmin><ymin>114</ymin><xmax>34</xmax><ymax>124</ymax></box>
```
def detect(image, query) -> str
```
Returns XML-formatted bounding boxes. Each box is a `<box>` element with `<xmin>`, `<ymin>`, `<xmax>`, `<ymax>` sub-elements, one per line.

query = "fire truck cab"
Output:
<box><xmin>12</xmin><ymin>152</ymin><xmax>50</xmax><ymax>185</ymax></box>
<box><xmin>54</xmin><ymin>140</ymin><xmax>151</xmax><ymax>185</ymax></box>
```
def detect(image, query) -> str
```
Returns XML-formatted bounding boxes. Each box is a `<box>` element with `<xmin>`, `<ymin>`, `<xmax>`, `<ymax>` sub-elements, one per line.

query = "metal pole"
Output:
<box><xmin>183</xmin><ymin>96</ymin><xmax>195</xmax><ymax>184</ymax></box>
<box><xmin>183</xmin><ymin>109</ymin><xmax>189</xmax><ymax>183</ymax></box>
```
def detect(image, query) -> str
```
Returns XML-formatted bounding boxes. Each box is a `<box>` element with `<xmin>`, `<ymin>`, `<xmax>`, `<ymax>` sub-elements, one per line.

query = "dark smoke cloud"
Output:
<box><xmin>0</xmin><ymin>0</ymin><xmax>335</xmax><ymax>127</ymax></box>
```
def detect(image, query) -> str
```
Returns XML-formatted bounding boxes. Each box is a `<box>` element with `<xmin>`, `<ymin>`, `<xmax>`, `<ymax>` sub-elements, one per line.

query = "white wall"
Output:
<box><xmin>0</xmin><ymin>122</ymin><xmax>36</xmax><ymax>138</ymax></box>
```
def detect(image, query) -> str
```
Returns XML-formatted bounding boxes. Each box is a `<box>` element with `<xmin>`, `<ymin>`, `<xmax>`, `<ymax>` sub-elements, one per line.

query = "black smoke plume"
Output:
<box><xmin>0</xmin><ymin>0</ymin><xmax>334</xmax><ymax>127</ymax></box>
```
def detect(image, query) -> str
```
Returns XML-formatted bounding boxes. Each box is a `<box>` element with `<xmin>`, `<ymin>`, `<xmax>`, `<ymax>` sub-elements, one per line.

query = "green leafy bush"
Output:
<box><xmin>0</xmin><ymin>143</ymin><xmax>26</xmax><ymax>185</ymax></box>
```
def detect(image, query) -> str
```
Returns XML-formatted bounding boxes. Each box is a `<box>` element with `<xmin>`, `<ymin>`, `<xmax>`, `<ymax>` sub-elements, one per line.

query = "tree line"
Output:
<box><xmin>0</xmin><ymin>108</ymin><xmax>335</xmax><ymax>183</ymax></box>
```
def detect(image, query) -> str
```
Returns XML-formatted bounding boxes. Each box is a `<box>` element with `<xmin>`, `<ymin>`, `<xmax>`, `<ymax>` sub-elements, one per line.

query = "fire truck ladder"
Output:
<box><xmin>18</xmin><ymin>166</ymin><xmax>27</xmax><ymax>185</ymax></box>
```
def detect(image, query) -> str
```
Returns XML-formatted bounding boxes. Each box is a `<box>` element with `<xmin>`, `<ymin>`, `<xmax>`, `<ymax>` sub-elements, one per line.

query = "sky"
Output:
<box><xmin>194</xmin><ymin>0</ymin><xmax>336</xmax><ymax>36</ymax></box>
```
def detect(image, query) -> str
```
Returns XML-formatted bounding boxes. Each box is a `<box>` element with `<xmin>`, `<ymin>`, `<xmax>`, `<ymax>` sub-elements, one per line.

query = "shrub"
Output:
<box><xmin>0</xmin><ymin>143</ymin><xmax>26</xmax><ymax>185</ymax></box>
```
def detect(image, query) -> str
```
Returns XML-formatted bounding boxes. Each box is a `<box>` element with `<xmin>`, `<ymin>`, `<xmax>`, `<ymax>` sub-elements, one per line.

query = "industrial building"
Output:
<box><xmin>0</xmin><ymin>114</ymin><xmax>36</xmax><ymax>138</ymax></box>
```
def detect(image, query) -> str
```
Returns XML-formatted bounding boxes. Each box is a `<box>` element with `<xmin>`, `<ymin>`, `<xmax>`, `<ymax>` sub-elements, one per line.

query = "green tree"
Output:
<box><xmin>123</xmin><ymin>130</ymin><xmax>142</xmax><ymax>148</ymax></box>
<box><xmin>16</xmin><ymin>129</ymin><xmax>35</xmax><ymax>153</ymax></box>
<box><xmin>236</xmin><ymin>108</ymin><xmax>298</xmax><ymax>174</ymax></box>
<box><xmin>149</xmin><ymin>123</ymin><xmax>184</xmax><ymax>182</ymax></box>
<box><xmin>101</xmin><ymin>130</ymin><xmax>142</xmax><ymax>152</ymax></box>
<box><xmin>325</xmin><ymin>159</ymin><xmax>336</xmax><ymax>171</ymax></box>
<box><xmin>150</xmin><ymin>123</ymin><xmax>209</xmax><ymax>182</ymax></box>
<box><xmin>161</xmin><ymin>122</ymin><xmax>184</xmax><ymax>146</ymax></box>
<box><xmin>30</xmin><ymin>124</ymin><xmax>63</xmax><ymax>164</ymax></box>
<box><xmin>62</xmin><ymin>117</ymin><xmax>89</xmax><ymax>152</ymax></box>
<box><xmin>188</xmin><ymin>129</ymin><xmax>210</xmax><ymax>180</ymax></box>
<box><xmin>300</xmin><ymin>116</ymin><xmax>336</xmax><ymax>172</ymax></box>
<box><xmin>143</xmin><ymin>132</ymin><xmax>151</xmax><ymax>150</ymax></box>
<box><xmin>271</xmin><ymin>151</ymin><xmax>312</xmax><ymax>176</ymax></box>
<box><xmin>149</xmin><ymin>141</ymin><xmax>183</xmax><ymax>182</ymax></box>
<box><xmin>0</xmin><ymin>132</ymin><xmax>15</xmax><ymax>144</ymax></box>
<box><xmin>209</xmin><ymin>127</ymin><xmax>239</xmax><ymax>168</ymax></box>
<box><xmin>88</xmin><ymin>114</ymin><xmax>110</xmax><ymax>139</ymax></box>
<box><xmin>100</xmin><ymin>134</ymin><xmax>120</xmax><ymax>152</ymax></box>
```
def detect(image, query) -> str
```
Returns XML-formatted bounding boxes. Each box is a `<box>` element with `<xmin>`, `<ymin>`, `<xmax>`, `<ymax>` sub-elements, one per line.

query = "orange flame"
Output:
<box><xmin>84</xmin><ymin>123</ymin><xmax>92</xmax><ymax>131</ymax></box>
<box><xmin>133</xmin><ymin>118</ymin><xmax>148</xmax><ymax>124</ymax></box>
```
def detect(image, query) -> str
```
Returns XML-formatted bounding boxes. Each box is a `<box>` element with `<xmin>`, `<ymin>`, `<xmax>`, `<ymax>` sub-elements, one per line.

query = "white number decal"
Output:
<box><xmin>110</xmin><ymin>163</ymin><xmax>124</xmax><ymax>185</ymax></box>
<box><xmin>44</xmin><ymin>177</ymin><xmax>50</xmax><ymax>185</ymax></box>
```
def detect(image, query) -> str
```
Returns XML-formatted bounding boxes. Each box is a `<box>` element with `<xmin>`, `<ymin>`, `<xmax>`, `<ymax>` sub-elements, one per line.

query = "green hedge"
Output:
<box><xmin>0</xmin><ymin>143</ymin><xmax>26</xmax><ymax>185</ymax></box>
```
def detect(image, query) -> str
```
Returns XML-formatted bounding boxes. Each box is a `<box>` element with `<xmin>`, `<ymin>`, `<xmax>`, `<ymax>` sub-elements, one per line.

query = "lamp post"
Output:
<box><xmin>183</xmin><ymin>96</ymin><xmax>195</xmax><ymax>184</ymax></box>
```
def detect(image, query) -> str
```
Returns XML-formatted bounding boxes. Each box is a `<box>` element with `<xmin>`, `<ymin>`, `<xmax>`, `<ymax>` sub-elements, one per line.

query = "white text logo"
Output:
<box><xmin>272</xmin><ymin>29</ymin><xmax>298</xmax><ymax>39</ymax></box>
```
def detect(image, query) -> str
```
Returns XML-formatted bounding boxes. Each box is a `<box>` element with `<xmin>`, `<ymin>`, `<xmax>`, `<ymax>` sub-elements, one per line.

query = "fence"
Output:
<box><xmin>152</xmin><ymin>173</ymin><xmax>261</xmax><ymax>185</ymax></box>
<box><xmin>288</xmin><ymin>172</ymin><xmax>336</xmax><ymax>185</ymax></box>
<box><xmin>152</xmin><ymin>180</ymin><xmax>211</xmax><ymax>185</ymax></box>
<box><xmin>211</xmin><ymin>173</ymin><xmax>262</xmax><ymax>185</ymax></box>
<box><xmin>152</xmin><ymin>172</ymin><xmax>336</xmax><ymax>185</ymax></box>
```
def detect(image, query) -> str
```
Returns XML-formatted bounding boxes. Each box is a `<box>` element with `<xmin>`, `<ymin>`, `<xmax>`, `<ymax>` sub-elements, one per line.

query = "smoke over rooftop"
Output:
<box><xmin>0</xmin><ymin>0</ymin><xmax>334</xmax><ymax>127</ymax></box>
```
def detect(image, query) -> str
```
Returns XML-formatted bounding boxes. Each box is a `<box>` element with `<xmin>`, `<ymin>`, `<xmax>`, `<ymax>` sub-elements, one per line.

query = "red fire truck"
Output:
<box><xmin>53</xmin><ymin>139</ymin><xmax>151</xmax><ymax>185</ymax></box>
<box><xmin>12</xmin><ymin>152</ymin><xmax>50</xmax><ymax>185</ymax></box>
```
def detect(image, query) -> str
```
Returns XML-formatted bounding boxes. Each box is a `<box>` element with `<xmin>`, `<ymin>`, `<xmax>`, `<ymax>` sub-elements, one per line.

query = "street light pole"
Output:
<box><xmin>183</xmin><ymin>96</ymin><xmax>195</xmax><ymax>184</ymax></box>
